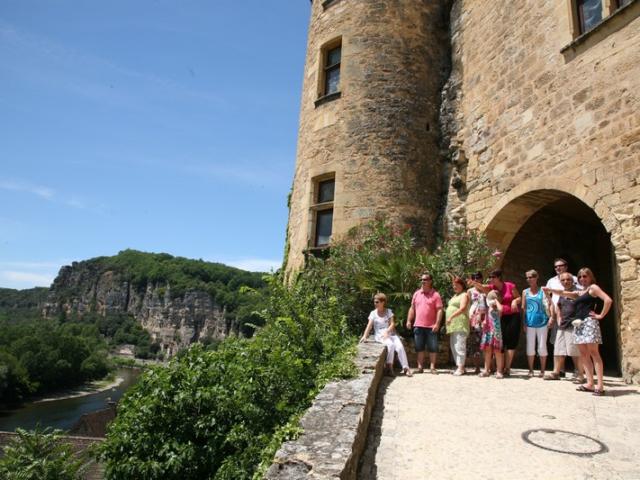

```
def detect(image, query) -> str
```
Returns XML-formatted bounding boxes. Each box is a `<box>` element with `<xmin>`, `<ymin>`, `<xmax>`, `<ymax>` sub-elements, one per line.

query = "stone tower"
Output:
<box><xmin>284</xmin><ymin>0</ymin><xmax>451</xmax><ymax>273</ymax></box>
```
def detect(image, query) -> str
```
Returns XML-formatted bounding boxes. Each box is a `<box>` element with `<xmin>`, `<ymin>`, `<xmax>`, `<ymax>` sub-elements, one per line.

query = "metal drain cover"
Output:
<box><xmin>522</xmin><ymin>429</ymin><xmax>608</xmax><ymax>457</ymax></box>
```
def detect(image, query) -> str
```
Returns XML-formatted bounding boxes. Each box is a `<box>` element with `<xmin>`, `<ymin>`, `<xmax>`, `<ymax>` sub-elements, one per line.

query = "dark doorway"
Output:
<box><xmin>500</xmin><ymin>195</ymin><xmax>620</xmax><ymax>374</ymax></box>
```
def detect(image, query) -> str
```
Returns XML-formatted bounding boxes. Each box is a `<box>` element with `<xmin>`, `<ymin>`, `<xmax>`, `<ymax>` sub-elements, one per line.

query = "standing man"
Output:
<box><xmin>546</xmin><ymin>258</ymin><xmax>579</xmax><ymax>376</ymax></box>
<box><xmin>406</xmin><ymin>273</ymin><xmax>444</xmax><ymax>374</ymax></box>
<box><xmin>544</xmin><ymin>272</ymin><xmax>583</xmax><ymax>381</ymax></box>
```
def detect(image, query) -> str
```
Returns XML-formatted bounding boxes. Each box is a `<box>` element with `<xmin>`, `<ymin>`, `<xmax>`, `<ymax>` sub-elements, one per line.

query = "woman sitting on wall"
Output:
<box><xmin>446</xmin><ymin>277</ymin><xmax>470</xmax><ymax>376</ymax></box>
<box><xmin>544</xmin><ymin>267</ymin><xmax>612</xmax><ymax>396</ymax></box>
<box><xmin>360</xmin><ymin>292</ymin><xmax>412</xmax><ymax>377</ymax></box>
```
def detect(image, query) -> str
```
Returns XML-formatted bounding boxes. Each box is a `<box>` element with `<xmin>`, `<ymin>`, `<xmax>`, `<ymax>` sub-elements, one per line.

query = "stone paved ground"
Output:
<box><xmin>358</xmin><ymin>369</ymin><xmax>640</xmax><ymax>480</ymax></box>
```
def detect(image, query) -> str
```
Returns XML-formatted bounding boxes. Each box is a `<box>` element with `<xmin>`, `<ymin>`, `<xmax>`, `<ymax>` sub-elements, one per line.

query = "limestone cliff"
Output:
<box><xmin>42</xmin><ymin>252</ymin><xmax>265</xmax><ymax>356</ymax></box>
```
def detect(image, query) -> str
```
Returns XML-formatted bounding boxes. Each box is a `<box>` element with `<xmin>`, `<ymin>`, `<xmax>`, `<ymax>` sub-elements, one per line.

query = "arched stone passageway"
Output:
<box><xmin>481</xmin><ymin>188</ymin><xmax>621</xmax><ymax>374</ymax></box>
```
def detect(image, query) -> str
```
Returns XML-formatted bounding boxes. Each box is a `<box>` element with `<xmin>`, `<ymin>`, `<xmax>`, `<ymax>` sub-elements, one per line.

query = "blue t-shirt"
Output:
<box><xmin>524</xmin><ymin>288</ymin><xmax>548</xmax><ymax>328</ymax></box>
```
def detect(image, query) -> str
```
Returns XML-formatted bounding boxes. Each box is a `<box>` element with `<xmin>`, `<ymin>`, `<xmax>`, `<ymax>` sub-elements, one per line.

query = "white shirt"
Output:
<box><xmin>368</xmin><ymin>308</ymin><xmax>394</xmax><ymax>341</ymax></box>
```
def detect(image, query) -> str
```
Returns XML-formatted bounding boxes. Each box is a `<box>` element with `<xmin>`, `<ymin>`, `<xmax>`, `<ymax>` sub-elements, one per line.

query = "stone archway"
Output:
<box><xmin>478</xmin><ymin>180</ymin><xmax>622</xmax><ymax>374</ymax></box>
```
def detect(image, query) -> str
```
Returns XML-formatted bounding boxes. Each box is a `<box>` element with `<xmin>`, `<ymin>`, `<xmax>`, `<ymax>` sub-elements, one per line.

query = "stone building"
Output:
<box><xmin>285</xmin><ymin>0</ymin><xmax>640</xmax><ymax>381</ymax></box>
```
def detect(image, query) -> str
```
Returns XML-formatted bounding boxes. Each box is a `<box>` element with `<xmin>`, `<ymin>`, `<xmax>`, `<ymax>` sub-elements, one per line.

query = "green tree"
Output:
<box><xmin>0</xmin><ymin>427</ymin><xmax>88</xmax><ymax>480</ymax></box>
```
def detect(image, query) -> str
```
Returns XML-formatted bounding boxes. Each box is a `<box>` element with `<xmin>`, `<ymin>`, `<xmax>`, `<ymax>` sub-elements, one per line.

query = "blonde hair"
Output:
<box><xmin>526</xmin><ymin>269</ymin><xmax>538</xmax><ymax>278</ymax></box>
<box><xmin>373</xmin><ymin>292</ymin><xmax>387</xmax><ymax>303</ymax></box>
<box><xmin>577</xmin><ymin>267</ymin><xmax>596</xmax><ymax>284</ymax></box>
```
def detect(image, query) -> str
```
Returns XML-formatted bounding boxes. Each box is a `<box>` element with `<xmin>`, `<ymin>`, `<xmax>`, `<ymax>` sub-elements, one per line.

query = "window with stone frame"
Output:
<box><xmin>568</xmin><ymin>0</ymin><xmax>637</xmax><ymax>37</ymax></box>
<box><xmin>311</xmin><ymin>176</ymin><xmax>335</xmax><ymax>248</ymax></box>
<box><xmin>315</xmin><ymin>38</ymin><xmax>342</xmax><ymax>106</ymax></box>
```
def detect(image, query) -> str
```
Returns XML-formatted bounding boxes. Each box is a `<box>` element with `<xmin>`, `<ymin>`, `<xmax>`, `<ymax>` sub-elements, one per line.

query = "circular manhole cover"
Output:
<box><xmin>522</xmin><ymin>429</ymin><xmax>608</xmax><ymax>457</ymax></box>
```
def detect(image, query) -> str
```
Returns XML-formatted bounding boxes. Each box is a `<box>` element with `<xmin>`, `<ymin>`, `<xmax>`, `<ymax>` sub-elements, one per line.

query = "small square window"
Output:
<box><xmin>317</xmin><ymin>179</ymin><xmax>335</xmax><ymax>203</ymax></box>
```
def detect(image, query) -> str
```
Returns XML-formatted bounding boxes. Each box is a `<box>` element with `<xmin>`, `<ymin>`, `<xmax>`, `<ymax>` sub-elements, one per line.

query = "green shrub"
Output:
<box><xmin>0</xmin><ymin>427</ymin><xmax>88</xmax><ymax>480</ymax></box>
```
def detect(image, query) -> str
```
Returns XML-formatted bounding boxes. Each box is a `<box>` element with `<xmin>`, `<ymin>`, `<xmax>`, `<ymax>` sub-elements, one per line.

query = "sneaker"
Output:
<box><xmin>403</xmin><ymin>368</ymin><xmax>413</xmax><ymax>377</ymax></box>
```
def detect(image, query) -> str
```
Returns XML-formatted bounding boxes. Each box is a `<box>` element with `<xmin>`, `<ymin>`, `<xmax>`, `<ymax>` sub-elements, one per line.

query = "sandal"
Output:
<box><xmin>577</xmin><ymin>385</ymin><xmax>595</xmax><ymax>393</ymax></box>
<box><xmin>404</xmin><ymin>368</ymin><xmax>413</xmax><ymax>377</ymax></box>
<box><xmin>478</xmin><ymin>371</ymin><xmax>490</xmax><ymax>377</ymax></box>
<box><xmin>430</xmin><ymin>368</ymin><xmax>438</xmax><ymax>375</ymax></box>
<box><xmin>544</xmin><ymin>372</ymin><xmax>561</xmax><ymax>381</ymax></box>
<box><xmin>592</xmin><ymin>389</ymin><xmax>605</xmax><ymax>396</ymax></box>
<box><xmin>495</xmin><ymin>372</ymin><xmax>504</xmax><ymax>379</ymax></box>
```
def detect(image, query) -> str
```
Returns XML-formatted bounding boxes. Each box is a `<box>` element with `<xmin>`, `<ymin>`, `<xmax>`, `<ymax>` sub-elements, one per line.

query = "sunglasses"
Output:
<box><xmin>374</xmin><ymin>300</ymin><xmax>382</xmax><ymax>303</ymax></box>
<box><xmin>488</xmin><ymin>275</ymin><xmax>496</xmax><ymax>279</ymax></box>
<box><xmin>471</xmin><ymin>275</ymin><xmax>481</xmax><ymax>280</ymax></box>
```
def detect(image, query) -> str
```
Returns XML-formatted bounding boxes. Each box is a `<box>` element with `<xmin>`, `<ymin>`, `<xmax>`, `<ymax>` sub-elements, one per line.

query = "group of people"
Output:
<box><xmin>359</xmin><ymin>258</ymin><xmax>613</xmax><ymax>396</ymax></box>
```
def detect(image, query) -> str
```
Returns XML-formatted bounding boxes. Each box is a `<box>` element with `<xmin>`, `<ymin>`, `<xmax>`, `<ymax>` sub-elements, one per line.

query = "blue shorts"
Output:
<box><xmin>414</xmin><ymin>327</ymin><xmax>439</xmax><ymax>353</ymax></box>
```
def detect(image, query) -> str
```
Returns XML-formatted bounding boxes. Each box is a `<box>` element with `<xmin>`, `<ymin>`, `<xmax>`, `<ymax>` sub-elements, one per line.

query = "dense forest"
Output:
<box><xmin>0</xmin><ymin>251</ymin><xmax>269</xmax><ymax>408</ymax></box>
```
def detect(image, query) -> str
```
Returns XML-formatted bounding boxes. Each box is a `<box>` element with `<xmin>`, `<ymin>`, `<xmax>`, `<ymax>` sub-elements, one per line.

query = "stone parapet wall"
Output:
<box><xmin>266</xmin><ymin>341</ymin><xmax>386</xmax><ymax>480</ymax></box>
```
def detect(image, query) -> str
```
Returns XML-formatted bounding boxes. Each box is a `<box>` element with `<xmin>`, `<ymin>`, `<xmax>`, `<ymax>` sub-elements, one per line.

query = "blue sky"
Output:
<box><xmin>0</xmin><ymin>1</ymin><xmax>310</xmax><ymax>289</ymax></box>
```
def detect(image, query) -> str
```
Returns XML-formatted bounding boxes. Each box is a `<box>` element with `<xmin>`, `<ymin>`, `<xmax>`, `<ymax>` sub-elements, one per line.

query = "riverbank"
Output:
<box><xmin>34</xmin><ymin>376</ymin><xmax>126</xmax><ymax>404</ymax></box>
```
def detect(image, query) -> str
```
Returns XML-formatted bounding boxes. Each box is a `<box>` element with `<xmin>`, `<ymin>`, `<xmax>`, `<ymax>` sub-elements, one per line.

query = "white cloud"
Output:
<box><xmin>225</xmin><ymin>258</ymin><xmax>281</xmax><ymax>272</ymax></box>
<box><xmin>0</xmin><ymin>270</ymin><xmax>55</xmax><ymax>288</ymax></box>
<box><xmin>0</xmin><ymin>180</ymin><xmax>55</xmax><ymax>200</ymax></box>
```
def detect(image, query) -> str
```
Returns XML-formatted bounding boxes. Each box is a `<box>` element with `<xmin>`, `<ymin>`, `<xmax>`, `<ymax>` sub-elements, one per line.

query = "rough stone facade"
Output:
<box><xmin>287</xmin><ymin>0</ymin><xmax>640</xmax><ymax>381</ymax></box>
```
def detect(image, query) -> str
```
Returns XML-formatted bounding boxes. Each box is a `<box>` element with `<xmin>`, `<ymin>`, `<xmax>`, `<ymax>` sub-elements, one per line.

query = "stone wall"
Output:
<box><xmin>285</xmin><ymin>0</ymin><xmax>452</xmax><ymax>273</ymax></box>
<box><xmin>443</xmin><ymin>0</ymin><xmax>640</xmax><ymax>381</ymax></box>
<box><xmin>266</xmin><ymin>341</ymin><xmax>386</xmax><ymax>480</ymax></box>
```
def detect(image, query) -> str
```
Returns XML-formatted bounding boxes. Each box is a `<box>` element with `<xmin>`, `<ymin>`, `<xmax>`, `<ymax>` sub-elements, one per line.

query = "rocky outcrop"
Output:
<box><xmin>43</xmin><ymin>262</ymin><xmax>228</xmax><ymax>356</ymax></box>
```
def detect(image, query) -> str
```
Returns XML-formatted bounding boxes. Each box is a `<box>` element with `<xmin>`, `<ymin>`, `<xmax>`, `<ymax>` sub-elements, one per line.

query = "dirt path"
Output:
<box><xmin>359</xmin><ymin>369</ymin><xmax>640</xmax><ymax>480</ymax></box>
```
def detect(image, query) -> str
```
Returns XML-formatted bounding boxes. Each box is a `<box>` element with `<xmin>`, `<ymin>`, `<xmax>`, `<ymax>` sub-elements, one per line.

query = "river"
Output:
<box><xmin>0</xmin><ymin>368</ymin><xmax>141</xmax><ymax>432</ymax></box>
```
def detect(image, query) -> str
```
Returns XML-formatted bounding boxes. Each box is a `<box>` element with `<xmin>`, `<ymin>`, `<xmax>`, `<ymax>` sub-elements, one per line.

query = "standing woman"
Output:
<box><xmin>446</xmin><ymin>277</ymin><xmax>470</xmax><ymax>376</ymax></box>
<box><xmin>521</xmin><ymin>270</ymin><xmax>550</xmax><ymax>377</ymax></box>
<box><xmin>466</xmin><ymin>272</ymin><xmax>487</xmax><ymax>373</ymax></box>
<box><xmin>470</xmin><ymin>270</ymin><xmax>521</xmax><ymax>376</ymax></box>
<box><xmin>360</xmin><ymin>292</ymin><xmax>413</xmax><ymax>377</ymax></box>
<box><xmin>545</xmin><ymin>268</ymin><xmax>612</xmax><ymax>395</ymax></box>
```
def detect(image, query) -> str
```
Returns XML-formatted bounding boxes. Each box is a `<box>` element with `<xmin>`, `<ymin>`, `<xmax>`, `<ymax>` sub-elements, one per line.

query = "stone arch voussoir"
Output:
<box><xmin>479</xmin><ymin>176</ymin><xmax>623</xmax><ymax>258</ymax></box>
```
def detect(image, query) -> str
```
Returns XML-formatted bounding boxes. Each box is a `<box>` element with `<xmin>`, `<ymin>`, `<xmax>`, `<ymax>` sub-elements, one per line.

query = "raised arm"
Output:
<box><xmin>542</xmin><ymin>286</ymin><xmax>580</xmax><ymax>299</ymax></box>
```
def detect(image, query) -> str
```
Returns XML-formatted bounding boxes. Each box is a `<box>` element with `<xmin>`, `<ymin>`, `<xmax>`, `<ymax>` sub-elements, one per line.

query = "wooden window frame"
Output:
<box><xmin>309</xmin><ymin>174</ymin><xmax>335</xmax><ymax>249</ymax></box>
<box><xmin>315</xmin><ymin>38</ymin><xmax>342</xmax><ymax>107</ymax></box>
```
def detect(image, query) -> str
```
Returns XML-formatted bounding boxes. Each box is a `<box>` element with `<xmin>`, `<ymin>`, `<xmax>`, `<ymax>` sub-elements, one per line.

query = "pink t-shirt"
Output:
<box><xmin>411</xmin><ymin>288</ymin><xmax>444</xmax><ymax>328</ymax></box>
<box><xmin>491</xmin><ymin>281</ymin><xmax>519</xmax><ymax>316</ymax></box>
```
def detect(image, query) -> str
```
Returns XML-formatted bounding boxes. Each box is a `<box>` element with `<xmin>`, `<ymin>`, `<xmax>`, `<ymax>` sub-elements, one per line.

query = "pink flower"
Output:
<box><xmin>492</xmin><ymin>250</ymin><xmax>502</xmax><ymax>258</ymax></box>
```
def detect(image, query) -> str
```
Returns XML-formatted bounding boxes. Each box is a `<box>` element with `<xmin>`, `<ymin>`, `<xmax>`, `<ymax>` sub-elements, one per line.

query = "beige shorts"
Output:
<box><xmin>554</xmin><ymin>327</ymin><xmax>579</xmax><ymax>357</ymax></box>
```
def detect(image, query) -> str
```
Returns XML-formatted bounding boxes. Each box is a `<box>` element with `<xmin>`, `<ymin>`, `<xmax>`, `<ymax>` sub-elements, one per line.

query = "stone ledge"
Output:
<box><xmin>265</xmin><ymin>341</ymin><xmax>386</xmax><ymax>480</ymax></box>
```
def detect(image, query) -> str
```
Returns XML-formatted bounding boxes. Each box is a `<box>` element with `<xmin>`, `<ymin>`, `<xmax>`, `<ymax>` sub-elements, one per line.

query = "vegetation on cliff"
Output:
<box><xmin>100</xmin><ymin>219</ymin><xmax>494</xmax><ymax>479</ymax></box>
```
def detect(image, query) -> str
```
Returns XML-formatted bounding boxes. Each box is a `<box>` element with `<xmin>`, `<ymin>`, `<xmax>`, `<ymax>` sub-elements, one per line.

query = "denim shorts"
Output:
<box><xmin>414</xmin><ymin>327</ymin><xmax>439</xmax><ymax>353</ymax></box>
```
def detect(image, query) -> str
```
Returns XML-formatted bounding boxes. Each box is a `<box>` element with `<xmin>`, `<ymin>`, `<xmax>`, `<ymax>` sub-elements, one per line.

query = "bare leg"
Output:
<box><xmin>572</xmin><ymin>355</ymin><xmax>584</xmax><ymax>381</ymax></box>
<box><xmin>540</xmin><ymin>356</ymin><xmax>547</xmax><ymax>375</ymax></box>
<box><xmin>588</xmin><ymin>344</ymin><xmax>604</xmax><ymax>391</ymax></box>
<box><xmin>527</xmin><ymin>355</ymin><xmax>535</xmax><ymax>374</ymax></box>
<box><xmin>416</xmin><ymin>351</ymin><xmax>425</xmax><ymax>370</ymax></box>
<box><xmin>578</xmin><ymin>344</ymin><xmax>594</xmax><ymax>389</ymax></box>
<box><xmin>429</xmin><ymin>352</ymin><xmax>437</xmax><ymax>371</ymax></box>
<box><xmin>482</xmin><ymin>349</ymin><xmax>492</xmax><ymax>375</ymax></box>
<box><xmin>553</xmin><ymin>356</ymin><xmax>565</xmax><ymax>375</ymax></box>
<box><xmin>495</xmin><ymin>352</ymin><xmax>504</xmax><ymax>375</ymax></box>
<box><xmin>504</xmin><ymin>349</ymin><xmax>516</xmax><ymax>373</ymax></box>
